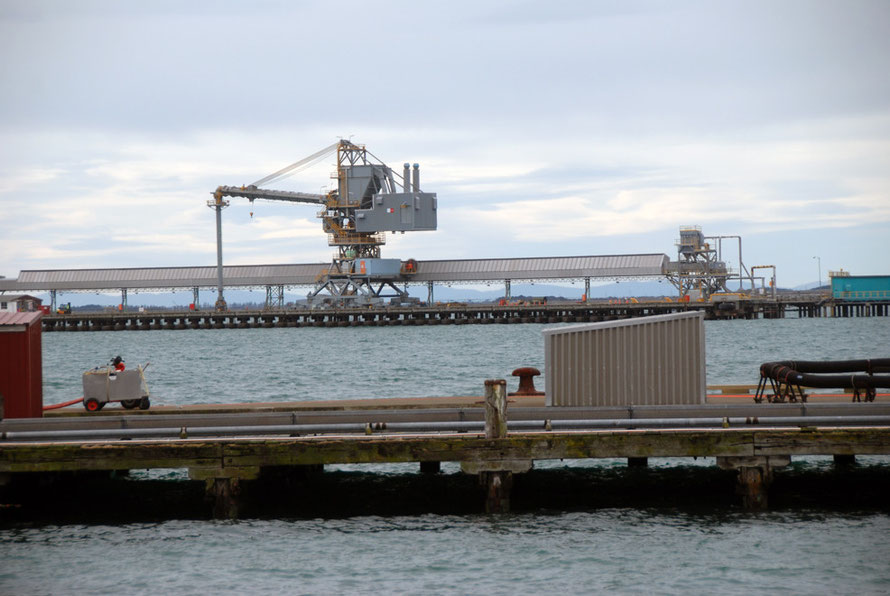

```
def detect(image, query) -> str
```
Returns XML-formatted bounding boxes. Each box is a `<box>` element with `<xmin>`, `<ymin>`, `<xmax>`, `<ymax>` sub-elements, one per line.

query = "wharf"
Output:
<box><xmin>3</xmin><ymin>389</ymin><xmax>890</xmax><ymax>518</ymax></box>
<box><xmin>39</xmin><ymin>297</ymin><xmax>890</xmax><ymax>332</ymax></box>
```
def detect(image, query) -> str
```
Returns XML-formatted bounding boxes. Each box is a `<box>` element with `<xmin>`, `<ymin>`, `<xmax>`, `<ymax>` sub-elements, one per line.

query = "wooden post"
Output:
<box><xmin>206</xmin><ymin>477</ymin><xmax>242</xmax><ymax>520</ymax></box>
<box><xmin>481</xmin><ymin>470</ymin><xmax>513</xmax><ymax>513</ymax></box>
<box><xmin>716</xmin><ymin>455</ymin><xmax>790</xmax><ymax>510</ymax></box>
<box><xmin>482</xmin><ymin>379</ymin><xmax>511</xmax><ymax>512</ymax></box>
<box><xmin>189</xmin><ymin>466</ymin><xmax>259</xmax><ymax>520</ymax></box>
<box><xmin>484</xmin><ymin>379</ymin><xmax>508</xmax><ymax>439</ymax></box>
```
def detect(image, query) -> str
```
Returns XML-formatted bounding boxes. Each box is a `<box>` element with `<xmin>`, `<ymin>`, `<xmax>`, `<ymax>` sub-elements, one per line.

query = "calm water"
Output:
<box><xmin>3</xmin><ymin>317</ymin><xmax>890</xmax><ymax>594</ymax></box>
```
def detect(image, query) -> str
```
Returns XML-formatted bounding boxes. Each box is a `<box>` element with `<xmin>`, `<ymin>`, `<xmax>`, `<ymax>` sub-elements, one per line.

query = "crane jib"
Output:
<box><xmin>215</xmin><ymin>185</ymin><xmax>327</xmax><ymax>204</ymax></box>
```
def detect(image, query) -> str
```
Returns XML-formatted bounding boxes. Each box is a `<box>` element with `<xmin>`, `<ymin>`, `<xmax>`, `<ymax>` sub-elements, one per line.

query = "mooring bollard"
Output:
<box><xmin>509</xmin><ymin>367</ymin><xmax>545</xmax><ymax>396</ymax></box>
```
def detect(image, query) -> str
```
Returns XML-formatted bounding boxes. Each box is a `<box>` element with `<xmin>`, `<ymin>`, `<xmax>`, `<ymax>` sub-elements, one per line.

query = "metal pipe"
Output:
<box><xmin>4</xmin><ymin>416</ymin><xmax>890</xmax><ymax>443</ymax></box>
<box><xmin>412</xmin><ymin>163</ymin><xmax>420</xmax><ymax>193</ymax></box>
<box><xmin>544</xmin><ymin>415</ymin><xmax>890</xmax><ymax>430</ymax></box>
<box><xmin>215</xmin><ymin>203</ymin><xmax>224</xmax><ymax>301</ymax></box>
<box><xmin>403</xmin><ymin>163</ymin><xmax>411</xmax><ymax>193</ymax></box>
<box><xmin>6</xmin><ymin>403</ymin><xmax>889</xmax><ymax>433</ymax></box>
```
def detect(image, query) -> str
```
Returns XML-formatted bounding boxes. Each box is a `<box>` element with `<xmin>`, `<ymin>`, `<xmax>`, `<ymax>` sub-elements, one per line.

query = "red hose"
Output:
<box><xmin>43</xmin><ymin>397</ymin><xmax>84</xmax><ymax>411</ymax></box>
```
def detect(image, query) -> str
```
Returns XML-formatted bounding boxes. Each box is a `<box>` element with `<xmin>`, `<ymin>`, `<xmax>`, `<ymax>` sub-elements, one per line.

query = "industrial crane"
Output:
<box><xmin>208</xmin><ymin>140</ymin><xmax>437</xmax><ymax>310</ymax></box>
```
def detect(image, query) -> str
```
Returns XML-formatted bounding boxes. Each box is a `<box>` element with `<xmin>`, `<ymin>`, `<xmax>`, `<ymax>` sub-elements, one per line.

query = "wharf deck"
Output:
<box><xmin>39</xmin><ymin>297</ymin><xmax>890</xmax><ymax>331</ymax></box>
<box><xmin>3</xmin><ymin>396</ymin><xmax>890</xmax><ymax>516</ymax></box>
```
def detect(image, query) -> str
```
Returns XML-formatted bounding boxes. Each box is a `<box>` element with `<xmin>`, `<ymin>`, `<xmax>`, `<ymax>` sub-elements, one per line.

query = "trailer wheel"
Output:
<box><xmin>139</xmin><ymin>397</ymin><xmax>151</xmax><ymax>410</ymax></box>
<box><xmin>84</xmin><ymin>398</ymin><xmax>101</xmax><ymax>412</ymax></box>
<box><xmin>121</xmin><ymin>399</ymin><xmax>139</xmax><ymax>409</ymax></box>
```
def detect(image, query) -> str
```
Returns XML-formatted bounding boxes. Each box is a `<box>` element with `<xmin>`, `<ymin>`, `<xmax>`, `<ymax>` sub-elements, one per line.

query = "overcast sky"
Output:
<box><xmin>1</xmin><ymin>0</ymin><xmax>888</xmax><ymax>288</ymax></box>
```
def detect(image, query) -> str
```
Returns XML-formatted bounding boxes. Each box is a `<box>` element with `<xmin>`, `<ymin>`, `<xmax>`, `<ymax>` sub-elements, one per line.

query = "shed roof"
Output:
<box><xmin>0</xmin><ymin>294</ymin><xmax>42</xmax><ymax>302</ymax></box>
<box><xmin>3</xmin><ymin>253</ymin><xmax>669</xmax><ymax>292</ymax></box>
<box><xmin>0</xmin><ymin>311</ymin><xmax>42</xmax><ymax>327</ymax></box>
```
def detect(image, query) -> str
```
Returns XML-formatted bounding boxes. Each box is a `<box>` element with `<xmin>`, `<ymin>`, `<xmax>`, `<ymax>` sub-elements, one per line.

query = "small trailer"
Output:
<box><xmin>82</xmin><ymin>364</ymin><xmax>151</xmax><ymax>411</ymax></box>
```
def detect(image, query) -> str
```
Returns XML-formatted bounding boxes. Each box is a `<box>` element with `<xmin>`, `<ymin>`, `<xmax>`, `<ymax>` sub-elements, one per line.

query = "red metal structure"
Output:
<box><xmin>0</xmin><ymin>311</ymin><xmax>43</xmax><ymax>418</ymax></box>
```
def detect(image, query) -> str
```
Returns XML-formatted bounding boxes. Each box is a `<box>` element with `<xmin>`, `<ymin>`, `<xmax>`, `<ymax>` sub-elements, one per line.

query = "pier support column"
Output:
<box><xmin>716</xmin><ymin>455</ymin><xmax>790</xmax><ymax>509</ymax></box>
<box><xmin>627</xmin><ymin>457</ymin><xmax>648</xmax><ymax>468</ymax></box>
<box><xmin>481</xmin><ymin>471</ymin><xmax>512</xmax><ymax>513</ymax></box>
<box><xmin>833</xmin><ymin>454</ymin><xmax>856</xmax><ymax>466</ymax></box>
<box><xmin>459</xmin><ymin>379</ymin><xmax>532</xmax><ymax>512</ymax></box>
<box><xmin>189</xmin><ymin>466</ymin><xmax>260</xmax><ymax>520</ymax></box>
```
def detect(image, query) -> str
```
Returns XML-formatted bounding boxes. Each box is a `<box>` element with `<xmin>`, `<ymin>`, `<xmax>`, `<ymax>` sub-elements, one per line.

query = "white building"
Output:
<box><xmin>0</xmin><ymin>294</ymin><xmax>43</xmax><ymax>313</ymax></box>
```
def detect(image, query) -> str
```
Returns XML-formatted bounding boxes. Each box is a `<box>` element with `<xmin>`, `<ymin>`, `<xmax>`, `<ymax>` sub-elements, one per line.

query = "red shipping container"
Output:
<box><xmin>0</xmin><ymin>311</ymin><xmax>43</xmax><ymax>418</ymax></box>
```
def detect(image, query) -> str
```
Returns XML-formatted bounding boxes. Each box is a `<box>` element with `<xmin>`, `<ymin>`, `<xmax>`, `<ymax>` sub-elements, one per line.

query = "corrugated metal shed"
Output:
<box><xmin>544</xmin><ymin>311</ymin><xmax>706</xmax><ymax>407</ymax></box>
<box><xmin>0</xmin><ymin>310</ymin><xmax>43</xmax><ymax>418</ymax></box>
<box><xmin>0</xmin><ymin>311</ymin><xmax>44</xmax><ymax>327</ymax></box>
<box><xmin>3</xmin><ymin>253</ymin><xmax>669</xmax><ymax>292</ymax></box>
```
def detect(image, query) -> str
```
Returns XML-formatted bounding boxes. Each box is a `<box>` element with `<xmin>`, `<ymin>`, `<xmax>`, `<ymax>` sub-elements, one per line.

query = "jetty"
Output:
<box><xmin>2</xmin><ymin>386</ymin><xmax>890</xmax><ymax>518</ymax></box>
<box><xmin>36</xmin><ymin>294</ymin><xmax>890</xmax><ymax>332</ymax></box>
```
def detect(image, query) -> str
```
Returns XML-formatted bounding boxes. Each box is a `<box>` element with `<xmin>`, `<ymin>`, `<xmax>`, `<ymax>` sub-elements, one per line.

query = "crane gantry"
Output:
<box><xmin>208</xmin><ymin>140</ymin><xmax>438</xmax><ymax>310</ymax></box>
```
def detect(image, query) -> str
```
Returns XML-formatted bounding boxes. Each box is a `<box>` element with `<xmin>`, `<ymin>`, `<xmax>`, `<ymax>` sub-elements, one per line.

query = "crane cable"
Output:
<box><xmin>251</xmin><ymin>142</ymin><xmax>339</xmax><ymax>188</ymax></box>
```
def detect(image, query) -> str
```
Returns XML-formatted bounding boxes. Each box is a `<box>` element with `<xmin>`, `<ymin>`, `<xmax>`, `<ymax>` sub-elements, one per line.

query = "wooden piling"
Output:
<box><xmin>717</xmin><ymin>455</ymin><xmax>790</xmax><ymax>509</ymax></box>
<box><xmin>479</xmin><ymin>379</ymin><xmax>513</xmax><ymax>512</ymax></box>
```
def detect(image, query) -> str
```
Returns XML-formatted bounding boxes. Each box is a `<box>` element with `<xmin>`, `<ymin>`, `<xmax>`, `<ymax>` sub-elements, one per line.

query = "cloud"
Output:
<box><xmin>1</xmin><ymin>1</ymin><xmax>888</xmax><ymax>286</ymax></box>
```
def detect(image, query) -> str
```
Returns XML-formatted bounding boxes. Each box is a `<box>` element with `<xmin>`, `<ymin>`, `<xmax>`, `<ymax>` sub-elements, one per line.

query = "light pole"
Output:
<box><xmin>812</xmin><ymin>256</ymin><xmax>822</xmax><ymax>291</ymax></box>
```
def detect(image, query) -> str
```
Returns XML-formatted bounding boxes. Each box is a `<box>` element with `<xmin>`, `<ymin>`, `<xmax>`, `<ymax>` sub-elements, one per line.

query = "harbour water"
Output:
<box><xmin>3</xmin><ymin>316</ymin><xmax>890</xmax><ymax>594</ymax></box>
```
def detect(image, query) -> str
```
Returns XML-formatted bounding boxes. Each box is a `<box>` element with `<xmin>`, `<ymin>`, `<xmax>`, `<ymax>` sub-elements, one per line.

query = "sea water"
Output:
<box><xmin>2</xmin><ymin>317</ymin><xmax>889</xmax><ymax>594</ymax></box>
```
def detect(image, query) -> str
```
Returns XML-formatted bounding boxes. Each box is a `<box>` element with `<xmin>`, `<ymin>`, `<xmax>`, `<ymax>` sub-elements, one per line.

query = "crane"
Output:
<box><xmin>208</xmin><ymin>140</ymin><xmax>438</xmax><ymax>310</ymax></box>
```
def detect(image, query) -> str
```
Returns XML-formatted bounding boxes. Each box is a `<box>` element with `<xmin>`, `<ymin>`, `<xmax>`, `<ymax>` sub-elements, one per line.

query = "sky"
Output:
<box><xmin>1</xmin><ymin>0</ymin><xmax>888</xmax><ymax>290</ymax></box>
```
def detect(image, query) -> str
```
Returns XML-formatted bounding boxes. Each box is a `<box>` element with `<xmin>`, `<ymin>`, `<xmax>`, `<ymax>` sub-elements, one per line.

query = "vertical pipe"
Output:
<box><xmin>412</xmin><ymin>163</ymin><xmax>420</xmax><ymax>193</ymax></box>
<box><xmin>403</xmin><ymin>163</ymin><xmax>411</xmax><ymax>193</ymax></box>
<box><xmin>215</xmin><ymin>204</ymin><xmax>225</xmax><ymax>309</ymax></box>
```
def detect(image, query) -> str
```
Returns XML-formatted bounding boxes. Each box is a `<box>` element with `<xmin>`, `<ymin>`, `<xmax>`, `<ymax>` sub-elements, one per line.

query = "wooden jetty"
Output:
<box><xmin>2</xmin><ymin>384</ymin><xmax>890</xmax><ymax>518</ymax></box>
<box><xmin>38</xmin><ymin>296</ymin><xmax>890</xmax><ymax>332</ymax></box>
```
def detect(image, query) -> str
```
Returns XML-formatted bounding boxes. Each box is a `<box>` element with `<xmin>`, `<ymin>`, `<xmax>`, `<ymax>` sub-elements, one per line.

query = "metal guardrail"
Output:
<box><xmin>4</xmin><ymin>404</ymin><xmax>890</xmax><ymax>443</ymax></box>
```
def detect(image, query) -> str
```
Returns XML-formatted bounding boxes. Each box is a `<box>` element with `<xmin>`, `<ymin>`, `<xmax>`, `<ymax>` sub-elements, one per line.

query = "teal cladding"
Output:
<box><xmin>831</xmin><ymin>275</ymin><xmax>890</xmax><ymax>300</ymax></box>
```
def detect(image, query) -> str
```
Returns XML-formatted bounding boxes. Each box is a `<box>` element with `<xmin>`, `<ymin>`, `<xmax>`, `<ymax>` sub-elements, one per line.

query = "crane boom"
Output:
<box><xmin>214</xmin><ymin>185</ymin><xmax>326</xmax><ymax>205</ymax></box>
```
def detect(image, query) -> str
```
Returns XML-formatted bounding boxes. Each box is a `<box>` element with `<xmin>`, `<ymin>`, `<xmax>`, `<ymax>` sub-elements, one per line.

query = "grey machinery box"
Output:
<box><xmin>82</xmin><ymin>367</ymin><xmax>150</xmax><ymax>405</ymax></box>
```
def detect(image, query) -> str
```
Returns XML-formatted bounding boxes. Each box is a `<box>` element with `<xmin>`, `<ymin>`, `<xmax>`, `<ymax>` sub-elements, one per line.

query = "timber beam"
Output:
<box><xmin>2</xmin><ymin>428</ymin><xmax>888</xmax><ymax>475</ymax></box>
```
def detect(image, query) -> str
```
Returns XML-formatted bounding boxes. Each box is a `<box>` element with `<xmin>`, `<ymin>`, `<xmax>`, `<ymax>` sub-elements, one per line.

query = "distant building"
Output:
<box><xmin>830</xmin><ymin>274</ymin><xmax>890</xmax><ymax>301</ymax></box>
<box><xmin>0</xmin><ymin>294</ymin><xmax>43</xmax><ymax>313</ymax></box>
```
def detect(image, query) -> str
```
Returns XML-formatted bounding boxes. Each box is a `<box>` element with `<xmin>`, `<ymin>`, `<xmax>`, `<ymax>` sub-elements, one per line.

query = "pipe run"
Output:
<box><xmin>4</xmin><ymin>416</ymin><xmax>890</xmax><ymax>443</ymax></box>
